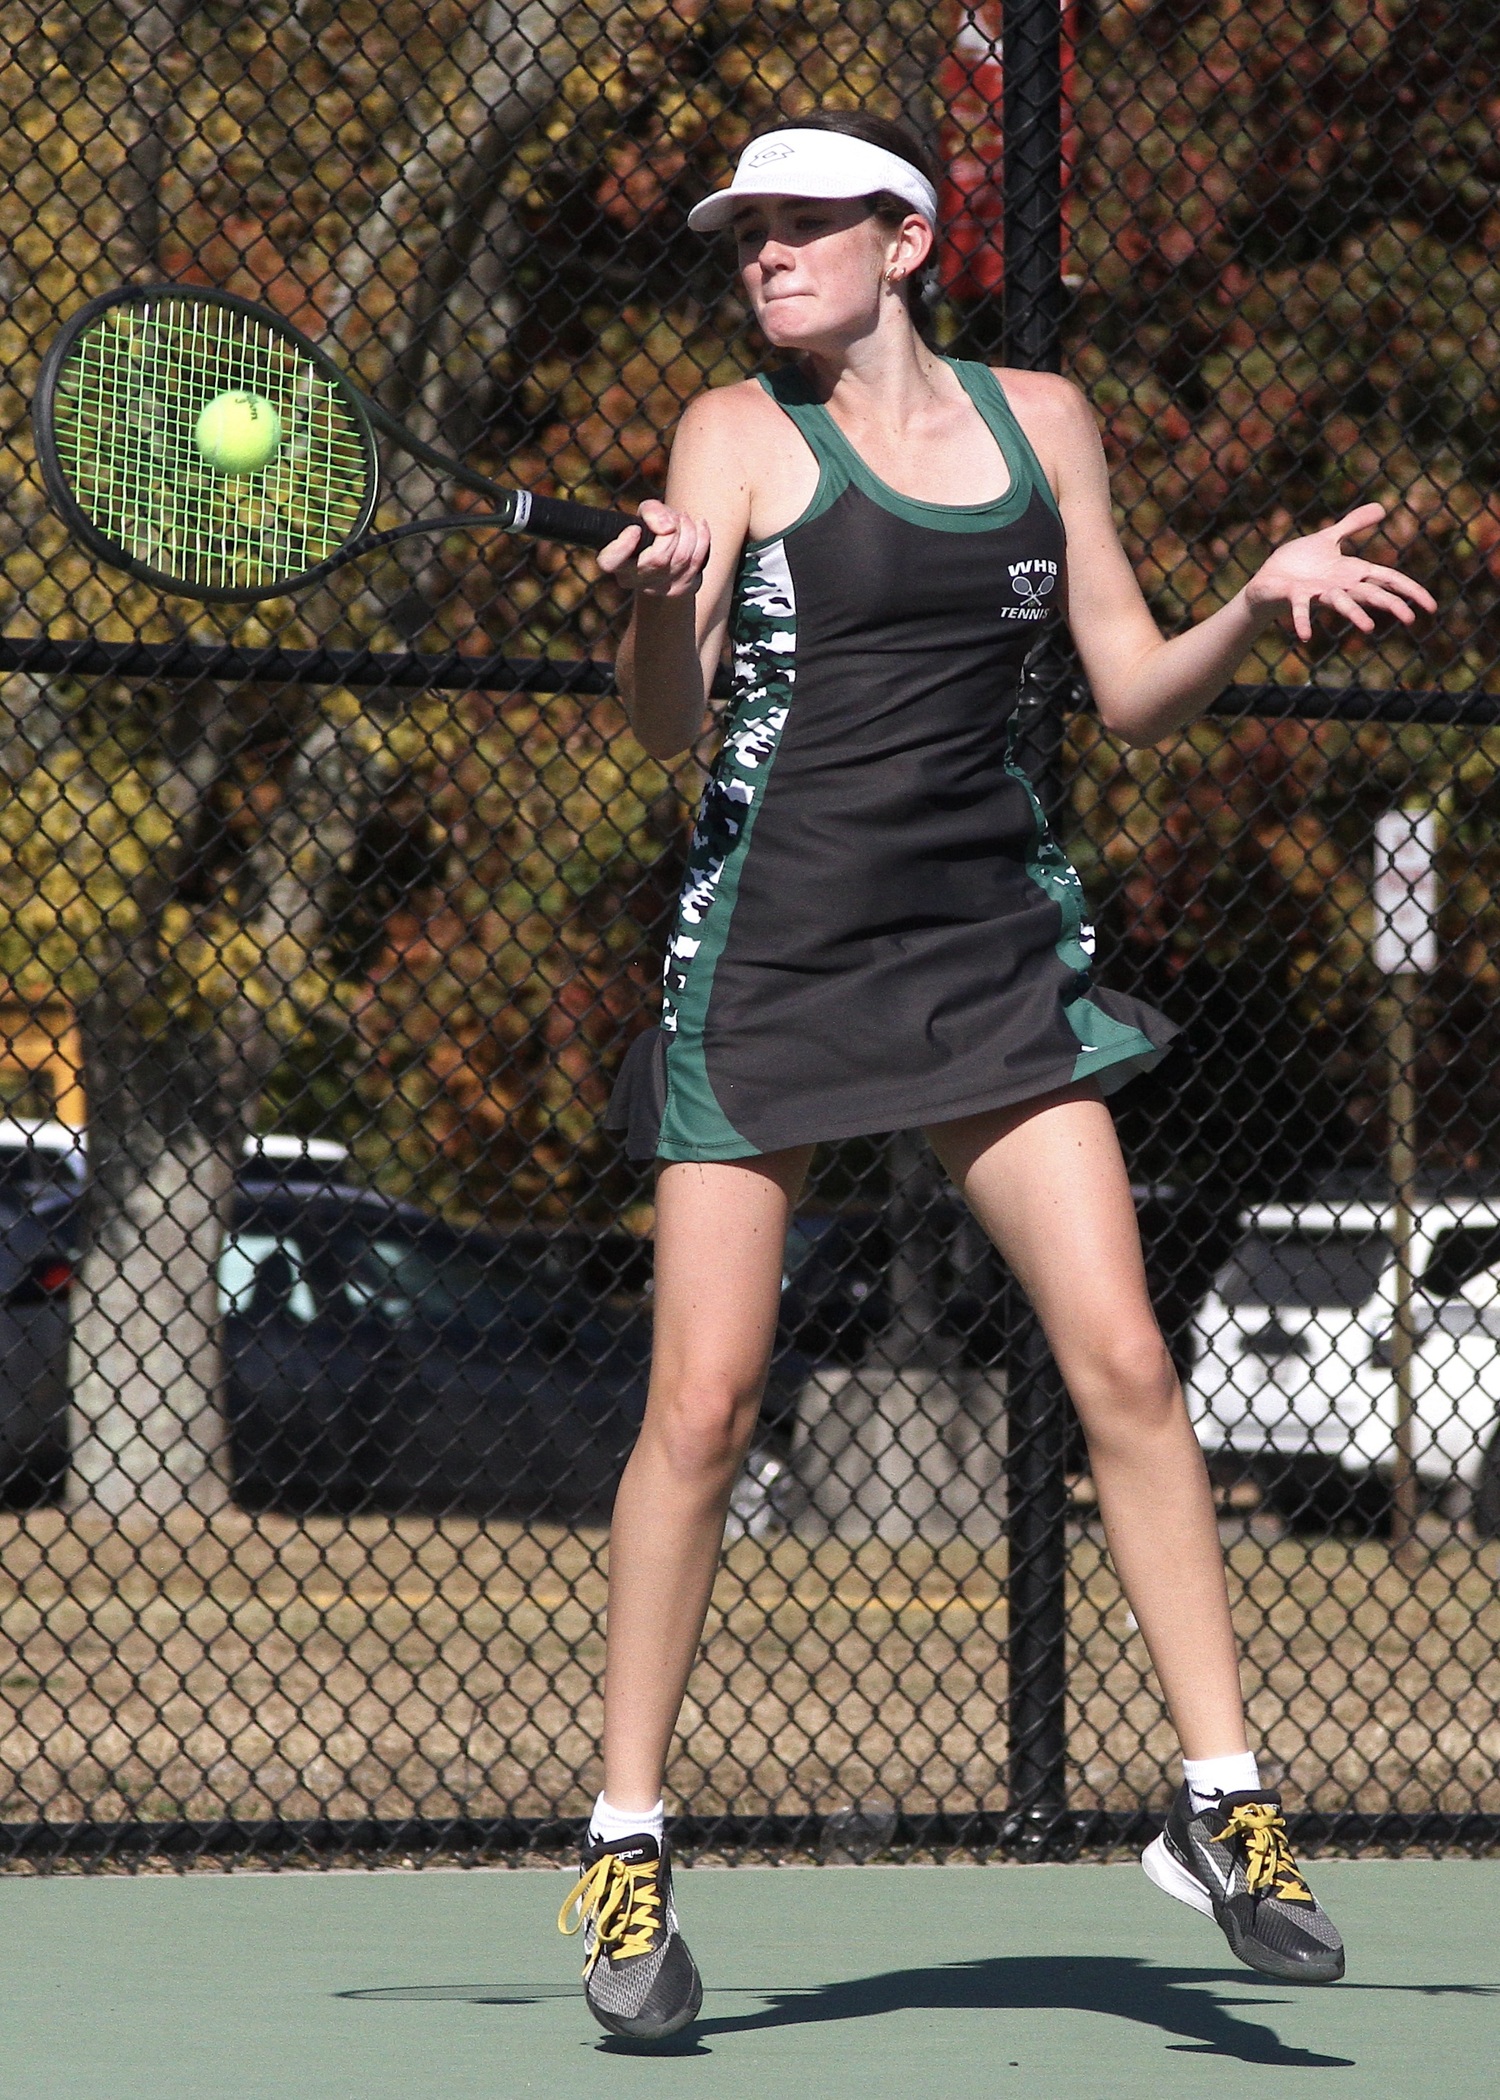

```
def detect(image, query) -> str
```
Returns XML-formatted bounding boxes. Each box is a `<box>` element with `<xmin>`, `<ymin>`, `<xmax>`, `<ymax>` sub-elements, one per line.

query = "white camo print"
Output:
<box><xmin>661</xmin><ymin>540</ymin><xmax>796</xmax><ymax>1034</ymax></box>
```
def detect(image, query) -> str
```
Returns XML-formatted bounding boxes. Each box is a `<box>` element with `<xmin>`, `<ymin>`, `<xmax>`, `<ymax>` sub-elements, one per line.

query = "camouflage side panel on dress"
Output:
<box><xmin>656</xmin><ymin>538</ymin><xmax>797</xmax><ymax>1159</ymax></box>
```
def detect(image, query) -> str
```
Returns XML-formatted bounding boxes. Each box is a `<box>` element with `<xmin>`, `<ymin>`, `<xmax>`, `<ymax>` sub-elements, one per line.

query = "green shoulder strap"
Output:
<box><xmin>951</xmin><ymin>360</ymin><xmax>1059</xmax><ymax>520</ymax></box>
<box><xmin>751</xmin><ymin>367</ymin><xmax>852</xmax><ymax>537</ymax></box>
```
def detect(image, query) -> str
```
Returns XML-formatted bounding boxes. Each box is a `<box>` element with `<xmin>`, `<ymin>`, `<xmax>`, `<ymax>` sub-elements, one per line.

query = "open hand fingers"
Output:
<box><xmin>1251</xmin><ymin>506</ymin><xmax>1437</xmax><ymax>640</ymax></box>
<box><xmin>1319</xmin><ymin>561</ymin><xmax>1436</xmax><ymax>631</ymax></box>
<box><xmin>1349</xmin><ymin>580</ymin><xmax>1424</xmax><ymax>625</ymax></box>
<box><xmin>1325</xmin><ymin>588</ymin><xmax>1375</xmax><ymax>634</ymax></box>
<box><xmin>1300</xmin><ymin>570</ymin><xmax>1433</xmax><ymax>636</ymax></box>
<box><xmin>1356</xmin><ymin>563</ymin><xmax>1437</xmax><ymax>616</ymax></box>
<box><xmin>1328</xmin><ymin>500</ymin><xmax>1388</xmax><ymax>544</ymax></box>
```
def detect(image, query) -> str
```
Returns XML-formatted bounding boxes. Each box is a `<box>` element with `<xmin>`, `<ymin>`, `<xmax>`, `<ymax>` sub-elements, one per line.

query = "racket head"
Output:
<box><xmin>35</xmin><ymin>285</ymin><xmax>379</xmax><ymax>604</ymax></box>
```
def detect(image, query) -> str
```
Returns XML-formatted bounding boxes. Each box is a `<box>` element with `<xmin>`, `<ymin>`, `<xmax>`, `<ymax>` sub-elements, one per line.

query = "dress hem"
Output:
<box><xmin>610</xmin><ymin>1016</ymin><xmax>1181</xmax><ymax>1164</ymax></box>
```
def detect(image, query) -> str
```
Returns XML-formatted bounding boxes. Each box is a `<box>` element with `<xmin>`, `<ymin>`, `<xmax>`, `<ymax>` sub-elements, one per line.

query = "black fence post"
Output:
<box><xmin>1004</xmin><ymin>1316</ymin><xmax>1071</xmax><ymax>1840</ymax></box>
<box><xmin>1001</xmin><ymin>0</ymin><xmax>1072</xmax><ymax>1850</ymax></box>
<box><xmin>1002</xmin><ymin>0</ymin><xmax>1064</xmax><ymax>374</ymax></box>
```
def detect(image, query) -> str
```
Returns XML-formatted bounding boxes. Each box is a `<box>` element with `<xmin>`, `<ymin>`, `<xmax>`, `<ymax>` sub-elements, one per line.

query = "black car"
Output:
<box><xmin>0</xmin><ymin>1192</ymin><xmax>81</xmax><ymax>1502</ymax></box>
<box><xmin>222</xmin><ymin>1187</ymin><xmax>660</xmax><ymax>1516</ymax></box>
<box><xmin>0</xmin><ymin>1179</ymin><xmax>663</xmax><ymax>1518</ymax></box>
<box><xmin>0</xmin><ymin>1175</ymin><xmax>821</xmax><ymax>1518</ymax></box>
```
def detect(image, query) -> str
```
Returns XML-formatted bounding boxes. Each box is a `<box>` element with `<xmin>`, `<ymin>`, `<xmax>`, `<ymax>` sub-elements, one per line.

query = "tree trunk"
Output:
<box><xmin>61</xmin><ymin>0</ymin><xmax>570</xmax><ymax>1513</ymax></box>
<box><xmin>380</xmin><ymin>190</ymin><xmax>526</xmax><ymax>639</ymax></box>
<box><xmin>321</xmin><ymin>0</ymin><xmax>572</xmax><ymax>334</ymax></box>
<box><xmin>322</xmin><ymin>0</ymin><xmax>572</xmax><ymax>638</ymax></box>
<box><xmin>67</xmin><ymin>987</ymin><xmax>249</xmax><ymax>1516</ymax></box>
<box><xmin>65</xmin><ymin>683</ymin><xmax>282</xmax><ymax>1515</ymax></box>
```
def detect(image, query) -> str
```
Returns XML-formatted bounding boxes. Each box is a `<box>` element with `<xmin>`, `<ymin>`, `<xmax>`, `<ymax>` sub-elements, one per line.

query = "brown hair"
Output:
<box><xmin>749</xmin><ymin>109</ymin><xmax>941</xmax><ymax>336</ymax></box>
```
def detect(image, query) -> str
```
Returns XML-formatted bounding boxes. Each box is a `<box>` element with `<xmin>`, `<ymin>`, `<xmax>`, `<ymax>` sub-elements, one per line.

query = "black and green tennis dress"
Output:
<box><xmin>608</xmin><ymin>357</ymin><xmax>1176</xmax><ymax>1164</ymax></box>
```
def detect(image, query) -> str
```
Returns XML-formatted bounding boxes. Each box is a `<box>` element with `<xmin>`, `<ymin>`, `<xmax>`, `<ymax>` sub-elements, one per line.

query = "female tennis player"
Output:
<box><xmin>556</xmin><ymin>111</ymin><xmax>1434</xmax><ymax>2038</ymax></box>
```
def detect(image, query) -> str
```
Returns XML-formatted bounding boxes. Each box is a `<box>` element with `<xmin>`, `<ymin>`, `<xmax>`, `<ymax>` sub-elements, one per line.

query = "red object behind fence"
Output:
<box><xmin>938</xmin><ymin>1</ymin><xmax>1080</xmax><ymax>298</ymax></box>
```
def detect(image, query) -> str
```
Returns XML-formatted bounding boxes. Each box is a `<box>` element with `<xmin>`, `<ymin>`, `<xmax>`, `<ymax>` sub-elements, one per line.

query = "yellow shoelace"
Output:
<box><xmin>1219</xmin><ymin>1800</ymin><xmax>1313</xmax><ymax>1905</ymax></box>
<box><xmin>558</xmin><ymin>1852</ymin><xmax>664</xmax><ymax>1975</ymax></box>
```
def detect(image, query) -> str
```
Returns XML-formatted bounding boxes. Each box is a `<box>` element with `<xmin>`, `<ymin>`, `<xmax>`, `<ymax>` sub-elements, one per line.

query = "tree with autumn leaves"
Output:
<box><xmin>0</xmin><ymin>0</ymin><xmax>1498</xmax><ymax>1509</ymax></box>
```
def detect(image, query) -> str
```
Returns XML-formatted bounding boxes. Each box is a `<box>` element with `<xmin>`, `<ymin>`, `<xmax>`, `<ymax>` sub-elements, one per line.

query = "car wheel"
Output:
<box><xmin>1473</xmin><ymin>1427</ymin><xmax>1500</xmax><ymax>1539</ymax></box>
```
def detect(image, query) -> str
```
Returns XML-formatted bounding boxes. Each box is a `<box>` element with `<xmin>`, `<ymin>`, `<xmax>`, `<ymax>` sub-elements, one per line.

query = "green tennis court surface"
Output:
<box><xmin>3</xmin><ymin>1859</ymin><xmax>1495</xmax><ymax>2099</ymax></box>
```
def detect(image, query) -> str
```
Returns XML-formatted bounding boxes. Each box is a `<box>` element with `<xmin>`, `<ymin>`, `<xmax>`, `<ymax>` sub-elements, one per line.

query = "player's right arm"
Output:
<box><xmin>599</xmin><ymin>387</ymin><xmax>755</xmax><ymax>759</ymax></box>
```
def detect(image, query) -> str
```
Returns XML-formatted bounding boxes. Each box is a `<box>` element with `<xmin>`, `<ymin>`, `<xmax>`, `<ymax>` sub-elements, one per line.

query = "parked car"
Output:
<box><xmin>222</xmin><ymin>1187</ymin><xmax>661</xmax><ymax>1515</ymax></box>
<box><xmin>0</xmin><ymin>1167</ymin><xmax>817</xmax><ymax>1517</ymax></box>
<box><xmin>0</xmin><ymin>1179</ymin><xmax>658</xmax><ymax>1516</ymax></box>
<box><xmin>1186</xmin><ymin>1196</ymin><xmax>1500</xmax><ymax>1530</ymax></box>
<box><xmin>0</xmin><ymin>1129</ymin><xmax>1234</xmax><ymax>1517</ymax></box>
<box><xmin>0</xmin><ymin>1116</ymin><xmax>87</xmax><ymax>1204</ymax></box>
<box><xmin>0</xmin><ymin>1193</ymin><xmax>82</xmax><ymax>1502</ymax></box>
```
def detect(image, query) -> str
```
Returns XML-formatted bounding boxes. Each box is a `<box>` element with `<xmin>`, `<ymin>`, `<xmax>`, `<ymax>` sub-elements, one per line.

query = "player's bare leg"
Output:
<box><xmin>928</xmin><ymin>1090</ymin><xmax>1344</xmax><ymax>1982</ymax></box>
<box><xmin>560</xmin><ymin>1145</ymin><xmax>812</xmax><ymax>2038</ymax></box>
<box><xmin>930</xmin><ymin>1088</ymin><xmax>1243</xmax><ymax>1755</ymax></box>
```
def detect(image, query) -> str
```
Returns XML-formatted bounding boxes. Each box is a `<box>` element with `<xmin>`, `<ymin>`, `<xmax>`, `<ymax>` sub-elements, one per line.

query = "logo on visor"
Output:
<box><xmin>743</xmin><ymin>143</ymin><xmax>795</xmax><ymax>167</ymax></box>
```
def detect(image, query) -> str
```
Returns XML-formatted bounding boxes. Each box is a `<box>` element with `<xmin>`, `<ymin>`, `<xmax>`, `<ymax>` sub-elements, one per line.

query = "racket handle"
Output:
<box><xmin>512</xmin><ymin>491</ymin><xmax>656</xmax><ymax>554</ymax></box>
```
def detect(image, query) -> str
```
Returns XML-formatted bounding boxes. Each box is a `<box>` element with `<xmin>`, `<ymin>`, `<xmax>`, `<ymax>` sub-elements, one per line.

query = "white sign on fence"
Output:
<box><xmin>1372</xmin><ymin>807</ymin><xmax>1438</xmax><ymax>976</ymax></box>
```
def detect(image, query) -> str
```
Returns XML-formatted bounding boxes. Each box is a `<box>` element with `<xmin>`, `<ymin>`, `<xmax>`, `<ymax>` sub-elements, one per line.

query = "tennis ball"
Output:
<box><xmin>194</xmin><ymin>391</ymin><xmax>282</xmax><ymax>475</ymax></box>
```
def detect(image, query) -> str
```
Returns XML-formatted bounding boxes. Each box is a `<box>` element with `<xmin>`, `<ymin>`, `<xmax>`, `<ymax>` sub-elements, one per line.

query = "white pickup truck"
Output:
<box><xmin>1185</xmin><ymin>1197</ymin><xmax>1500</xmax><ymax>1531</ymax></box>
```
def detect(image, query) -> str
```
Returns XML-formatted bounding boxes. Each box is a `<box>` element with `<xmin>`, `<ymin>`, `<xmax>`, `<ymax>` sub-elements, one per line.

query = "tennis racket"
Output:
<box><xmin>34</xmin><ymin>283</ymin><xmax>653</xmax><ymax>605</ymax></box>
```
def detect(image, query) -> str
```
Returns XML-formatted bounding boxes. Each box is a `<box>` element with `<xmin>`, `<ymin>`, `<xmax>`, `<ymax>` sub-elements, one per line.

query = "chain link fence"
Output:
<box><xmin>0</xmin><ymin>0</ymin><xmax>1497</xmax><ymax>1863</ymax></box>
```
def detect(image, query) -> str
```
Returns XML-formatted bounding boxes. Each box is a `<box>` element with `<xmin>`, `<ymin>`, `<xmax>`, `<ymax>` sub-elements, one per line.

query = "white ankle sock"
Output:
<box><xmin>589</xmin><ymin>1791</ymin><xmax>664</xmax><ymax>1847</ymax></box>
<box><xmin>1182</xmin><ymin>1751</ymin><xmax>1260</xmax><ymax>1816</ymax></box>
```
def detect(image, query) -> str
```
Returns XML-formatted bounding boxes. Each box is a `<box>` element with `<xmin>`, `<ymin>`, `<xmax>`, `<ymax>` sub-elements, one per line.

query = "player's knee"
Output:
<box><xmin>1069</xmin><ymin>1326</ymin><xmax>1180</xmax><ymax>1446</ymax></box>
<box><xmin>647</xmin><ymin>1376</ymin><xmax>760</xmax><ymax>1482</ymax></box>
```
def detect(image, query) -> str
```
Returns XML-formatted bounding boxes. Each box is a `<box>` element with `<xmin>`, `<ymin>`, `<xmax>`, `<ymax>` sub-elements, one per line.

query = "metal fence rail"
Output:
<box><xmin>0</xmin><ymin>0</ymin><xmax>1497</xmax><ymax>1864</ymax></box>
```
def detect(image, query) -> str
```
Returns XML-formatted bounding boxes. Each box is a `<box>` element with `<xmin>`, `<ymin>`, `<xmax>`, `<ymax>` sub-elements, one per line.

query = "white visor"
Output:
<box><xmin>687</xmin><ymin>129</ymin><xmax>938</xmax><ymax>234</ymax></box>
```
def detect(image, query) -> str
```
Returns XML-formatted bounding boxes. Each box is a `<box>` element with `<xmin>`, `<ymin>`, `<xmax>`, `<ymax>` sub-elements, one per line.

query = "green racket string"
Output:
<box><xmin>52</xmin><ymin>296</ymin><xmax>371</xmax><ymax>594</ymax></box>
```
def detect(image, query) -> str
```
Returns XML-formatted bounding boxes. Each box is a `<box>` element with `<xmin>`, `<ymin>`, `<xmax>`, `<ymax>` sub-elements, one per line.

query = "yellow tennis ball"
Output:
<box><xmin>194</xmin><ymin>391</ymin><xmax>282</xmax><ymax>475</ymax></box>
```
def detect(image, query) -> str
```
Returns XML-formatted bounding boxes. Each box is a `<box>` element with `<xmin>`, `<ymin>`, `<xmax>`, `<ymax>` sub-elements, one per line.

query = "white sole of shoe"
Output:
<box><xmin>1142</xmin><ymin>1831</ymin><xmax>1215</xmax><ymax>1919</ymax></box>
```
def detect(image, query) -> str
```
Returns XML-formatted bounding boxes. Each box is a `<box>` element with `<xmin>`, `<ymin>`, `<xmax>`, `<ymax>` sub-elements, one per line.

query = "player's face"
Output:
<box><xmin>733</xmin><ymin>196</ymin><xmax>910</xmax><ymax>350</ymax></box>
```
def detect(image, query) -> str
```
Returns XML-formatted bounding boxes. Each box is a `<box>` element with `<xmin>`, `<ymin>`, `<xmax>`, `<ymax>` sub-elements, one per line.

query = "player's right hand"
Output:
<box><xmin>598</xmin><ymin>498</ymin><xmax>710</xmax><ymax>598</ymax></box>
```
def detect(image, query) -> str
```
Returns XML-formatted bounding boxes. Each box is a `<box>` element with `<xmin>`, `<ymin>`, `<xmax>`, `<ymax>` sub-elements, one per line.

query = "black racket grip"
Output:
<box><xmin>514</xmin><ymin>491</ymin><xmax>656</xmax><ymax>554</ymax></box>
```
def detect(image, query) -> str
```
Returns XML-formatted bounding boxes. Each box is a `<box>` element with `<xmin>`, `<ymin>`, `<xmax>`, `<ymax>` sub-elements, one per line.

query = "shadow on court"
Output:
<box><xmin>345</xmin><ymin>1959</ymin><xmax>1500</xmax><ymax>2070</ymax></box>
<box><xmin>346</xmin><ymin>1959</ymin><xmax>1340</xmax><ymax>2068</ymax></box>
<box><xmin>615</xmin><ymin>1957</ymin><xmax>1355</xmax><ymax>2066</ymax></box>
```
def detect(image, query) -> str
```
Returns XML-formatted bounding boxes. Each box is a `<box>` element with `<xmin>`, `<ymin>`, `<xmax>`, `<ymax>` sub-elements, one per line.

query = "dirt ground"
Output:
<box><xmin>0</xmin><ymin>1507</ymin><xmax>1495</xmax><ymax>1830</ymax></box>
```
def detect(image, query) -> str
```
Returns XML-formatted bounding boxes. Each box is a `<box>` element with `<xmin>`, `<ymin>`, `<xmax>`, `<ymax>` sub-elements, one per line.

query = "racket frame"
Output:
<box><xmin>35</xmin><ymin>285</ymin><xmax>387</xmax><ymax>604</ymax></box>
<box><xmin>35</xmin><ymin>284</ymin><xmax>647</xmax><ymax>604</ymax></box>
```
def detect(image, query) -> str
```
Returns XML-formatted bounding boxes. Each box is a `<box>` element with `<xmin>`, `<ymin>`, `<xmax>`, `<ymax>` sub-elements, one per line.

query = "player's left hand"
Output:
<box><xmin>1244</xmin><ymin>503</ymin><xmax>1437</xmax><ymax>643</ymax></box>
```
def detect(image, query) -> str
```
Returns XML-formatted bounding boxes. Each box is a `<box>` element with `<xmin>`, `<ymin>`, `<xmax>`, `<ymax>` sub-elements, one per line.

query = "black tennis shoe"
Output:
<box><xmin>559</xmin><ymin>1829</ymin><xmax>703</xmax><ymax>2040</ymax></box>
<box><xmin>1142</xmin><ymin>1785</ymin><xmax>1345</xmax><ymax>1983</ymax></box>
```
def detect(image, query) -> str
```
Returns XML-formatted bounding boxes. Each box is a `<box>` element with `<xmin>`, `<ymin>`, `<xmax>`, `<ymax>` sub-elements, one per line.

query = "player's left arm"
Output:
<box><xmin>1004</xmin><ymin>372</ymin><xmax>1437</xmax><ymax>748</ymax></box>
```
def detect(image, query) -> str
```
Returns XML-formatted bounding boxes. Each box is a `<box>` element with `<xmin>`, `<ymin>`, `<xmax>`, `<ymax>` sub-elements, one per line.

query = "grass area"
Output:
<box><xmin>0</xmin><ymin>1509</ymin><xmax>1495</xmax><ymax>1830</ymax></box>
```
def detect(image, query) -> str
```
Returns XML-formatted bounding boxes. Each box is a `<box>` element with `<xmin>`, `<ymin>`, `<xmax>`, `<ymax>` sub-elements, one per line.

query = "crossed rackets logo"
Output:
<box><xmin>1011</xmin><ymin>569</ymin><xmax>1056</xmax><ymax>607</ymax></box>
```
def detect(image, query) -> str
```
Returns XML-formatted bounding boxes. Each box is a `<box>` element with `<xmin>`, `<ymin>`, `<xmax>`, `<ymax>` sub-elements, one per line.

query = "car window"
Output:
<box><xmin>309</xmin><ymin>1230</ymin><xmax>524</xmax><ymax>1328</ymax></box>
<box><xmin>217</xmin><ymin>1234</ymin><xmax>317</xmax><ymax>1323</ymax></box>
<box><xmin>1215</xmin><ymin>1230</ymin><xmax>1392</xmax><ymax>1308</ymax></box>
<box><xmin>1421</xmin><ymin>1227</ymin><xmax>1500</xmax><ymax>1300</ymax></box>
<box><xmin>0</xmin><ymin>1147</ymin><xmax>83</xmax><ymax>1201</ymax></box>
<box><xmin>1456</xmin><ymin>1261</ymin><xmax>1500</xmax><ymax>1306</ymax></box>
